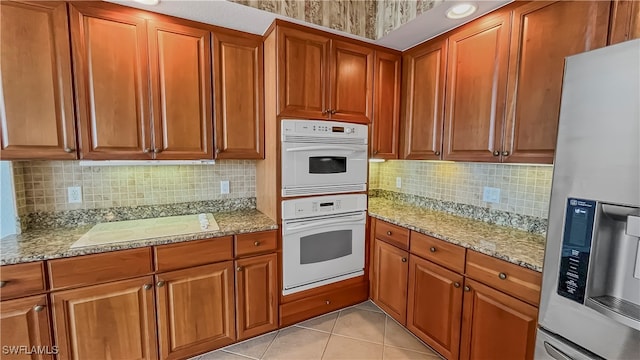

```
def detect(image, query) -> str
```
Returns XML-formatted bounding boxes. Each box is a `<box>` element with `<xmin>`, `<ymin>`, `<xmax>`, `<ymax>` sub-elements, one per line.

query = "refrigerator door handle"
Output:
<box><xmin>544</xmin><ymin>342</ymin><xmax>574</xmax><ymax>360</ymax></box>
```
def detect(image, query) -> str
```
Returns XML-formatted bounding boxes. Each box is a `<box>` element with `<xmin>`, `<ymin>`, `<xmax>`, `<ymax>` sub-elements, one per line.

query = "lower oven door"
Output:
<box><xmin>282</xmin><ymin>212</ymin><xmax>366</xmax><ymax>295</ymax></box>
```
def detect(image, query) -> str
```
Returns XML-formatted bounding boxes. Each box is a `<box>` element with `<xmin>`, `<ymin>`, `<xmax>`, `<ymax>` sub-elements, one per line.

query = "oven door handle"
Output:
<box><xmin>284</xmin><ymin>214</ymin><xmax>366</xmax><ymax>233</ymax></box>
<box><xmin>284</xmin><ymin>145</ymin><xmax>365</xmax><ymax>153</ymax></box>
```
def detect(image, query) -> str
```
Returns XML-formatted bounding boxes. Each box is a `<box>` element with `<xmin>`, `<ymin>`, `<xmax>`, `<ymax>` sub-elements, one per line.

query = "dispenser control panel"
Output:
<box><xmin>557</xmin><ymin>198</ymin><xmax>596</xmax><ymax>303</ymax></box>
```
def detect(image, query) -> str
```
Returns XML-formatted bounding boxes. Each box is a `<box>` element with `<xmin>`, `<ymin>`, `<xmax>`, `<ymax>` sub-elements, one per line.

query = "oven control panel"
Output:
<box><xmin>282</xmin><ymin>194</ymin><xmax>367</xmax><ymax>220</ymax></box>
<box><xmin>281</xmin><ymin>120</ymin><xmax>367</xmax><ymax>140</ymax></box>
<box><xmin>557</xmin><ymin>198</ymin><xmax>596</xmax><ymax>304</ymax></box>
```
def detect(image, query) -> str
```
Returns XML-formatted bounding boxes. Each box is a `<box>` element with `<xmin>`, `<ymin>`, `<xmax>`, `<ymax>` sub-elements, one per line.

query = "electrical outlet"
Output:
<box><xmin>220</xmin><ymin>180</ymin><xmax>230</xmax><ymax>194</ymax></box>
<box><xmin>396</xmin><ymin>177</ymin><xmax>402</xmax><ymax>189</ymax></box>
<box><xmin>68</xmin><ymin>186</ymin><xmax>82</xmax><ymax>203</ymax></box>
<box><xmin>482</xmin><ymin>187</ymin><xmax>501</xmax><ymax>203</ymax></box>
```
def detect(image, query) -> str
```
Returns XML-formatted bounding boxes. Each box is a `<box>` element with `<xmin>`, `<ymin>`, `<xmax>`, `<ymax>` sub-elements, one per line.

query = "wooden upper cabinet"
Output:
<box><xmin>443</xmin><ymin>11</ymin><xmax>511</xmax><ymax>162</ymax></box>
<box><xmin>329</xmin><ymin>40</ymin><xmax>373</xmax><ymax>124</ymax></box>
<box><xmin>0</xmin><ymin>1</ymin><xmax>76</xmax><ymax>160</ymax></box>
<box><xmin>609</xmin><ymin>0</ymin><xmax>640</xmax><ymax>44</ymax></box>
<box><xmin>277</xmin><ymin>26</ymin><xmax>330</xmax><ymax>119</ymax></box>
<box><xmin>51</xmin><ymin>276</ymin><xmax>158</xmax><ymax>360</ymax></box>
<box><xmin>371</xmin><ymin>50</ymin><xmax>401</xmax><ymax>159</ymax></box>
<box><xmin>214</xmin><ymin>32</ymin><xmax>264</xmax><ymax>159</ymax></box>
<box><xmin>70</xmin><ymin>3</ymin><xmax>151</xmax><ymax>160</ymax></box>
<box><xmin>372</xmin><ymin>239</ymin><xmax>408</xmax><ymax>325</ymax></box>
<box><xmin>156</xmin><ymin>262</ymin><xmax>236</xmax><ymax>360</ymax></box>
<box><xmin>1</xmin><ymin>295</ymin><xmax>53</xmax><ymax>360</ymax></box>
<box><xmin>400</xmin><ymin>37</ymin><xmax>447</xmax><ymax>160</ymax></box>
<box><xmin>148</xmin><ymin>20</ymin><xmax>213</xmax><ymax>160</ymax></box>
<box><xmin>235</xmin><ymin>253</ymin><xmax>278</xmax><ymax>341</ymax></box>
<box><xmin>503</xmin><ymin>1</ymin><xmax>610</xmax><ymax>164</ymax></box>
<box><xmin>460</xmin><ymin>279</ymin><xmax>538</xmax><ymax>360</ymax></box>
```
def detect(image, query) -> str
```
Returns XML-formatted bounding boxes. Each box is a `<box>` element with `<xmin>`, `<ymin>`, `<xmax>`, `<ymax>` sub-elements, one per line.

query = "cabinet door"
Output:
<box><xmin>400</xmin><ymin>38</ymin><xmax>447</xmax><ymax>160</ymax></box>
<box><xmin>156</xmin><ymin>262</ymin><xmax>235</xmax><ymax>360</ymax></box>
<box><xmin>371</xmin><ymin>50</ymin><xmax>401</xmax><ymax>159</ymax></box>
<box><xmin>504</xmin><ymin>1</ymin><xmax>610</xmax><ymax>164</ymax></box>
<box><xmin>329</xmin><ymin>40</ymin><xmax>374</xmax><ymax>124</ymax></box>
<box><xmin>0</xmin><ymin>1</ymin><xmax>76</xmax><ymax>160</ymax></box>
<box><xmin>213</xmin><ymin>32</ymin><xmax>264</xmax><ymax>159</ymax></box>
<box><xmin>0</xmin><ymin>295</ymin><xmax>53</xmax><ymax>360</ymax></box>
<box><xmin>460</xmin><ymin>279</ymin><xmax>538</xmax><ymax>360</ymax></box>
<box><xmin>148</xmin><ymin>20</ymin><xmax>213</xmax><ymax>160</ymax></box>
<box><xmin>443</xmin><ymin>11</ymin><xmax>511</xmax><ymax>162</ymax></box>
<box><xmin>609</xmin><ymin>0</ymin><xmax>640</xmax><ymax>44</ymax></box>
<box><xmin>372</xmin><ymin>239</ymin><xmax>408</xmax><ymax>325</ymax></box>
<box><xmin>277</xmin><ymin>27</ymin><xmax>330</xmax><ymax>119</ymax></box>
<box><xmin>51</xmin><ymin>276</ymin><xmax>158</xmax><ymax>360</ymax></box>
<box><xmin>70</xmin><ymin>3</ymin><xmax>152</xmax><ymax>160</ymax></box>
<box><xmin>407</xmin><ymin>255</ymin><xmax>463</xmax><ymax>360</ymax></box>
<box><xmin>235</xmin><ymin>253</ymin><xmax>278</xmax><ymax>341</ymax></box>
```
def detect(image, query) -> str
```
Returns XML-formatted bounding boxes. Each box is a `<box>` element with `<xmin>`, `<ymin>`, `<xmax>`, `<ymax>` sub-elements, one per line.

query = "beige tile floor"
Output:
<box><xmin>191</xmin><ymin>301</ymin><xmax>443</xmax><ymax>360</ymax></box>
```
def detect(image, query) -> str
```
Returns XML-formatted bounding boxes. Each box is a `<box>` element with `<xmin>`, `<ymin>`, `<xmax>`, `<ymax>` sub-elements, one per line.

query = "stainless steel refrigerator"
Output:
<box><xmin>536</xmin><ymin>39</ymin><xmax>640</xmax><ymax>359</ymax></box>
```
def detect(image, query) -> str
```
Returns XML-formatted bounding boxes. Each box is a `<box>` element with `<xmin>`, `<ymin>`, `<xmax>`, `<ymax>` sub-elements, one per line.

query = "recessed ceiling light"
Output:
<box><xmin>133</xmin><ymin>0</ymin><xmax>159</xmax><ymax>5</ymax></box>
<box><xmin>446</xmin><ymin>3</ymin><xmax>477</xmax><ymax>19</ymax></box>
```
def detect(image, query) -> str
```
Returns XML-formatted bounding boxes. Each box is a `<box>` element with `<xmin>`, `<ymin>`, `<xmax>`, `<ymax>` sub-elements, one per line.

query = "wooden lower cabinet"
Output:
<box><xmin>50</xmin><ymin>276</ymin><xmax>158</xmax><ymax>360</ymax></box>
<box><xmin>372</xmin><ymin>238</ymin><xmax>408</xmax><ymax>325</ymax></box>
<box><xmin>235</xmin><ymin>253</ymin><xmax>278</xmax><ymax>340</ymax></box>
<box><xmin>0</xmin><ymin>295</ymin><xmax>54</xmax><ymax>360</ymax></box>
<box><xmin>407</xmin><ymin>255</ymin><xmax>463</xmax><ymax>360</ymax></box>
<box><xmin>155</xmin><ymin>262</ymin><xmax>236</xmax><ymax>360</ymax></box>
<box><xmin>460</xmin><ymin>278</ymin><xmax>538</xmax><ymax>360</ymax></box>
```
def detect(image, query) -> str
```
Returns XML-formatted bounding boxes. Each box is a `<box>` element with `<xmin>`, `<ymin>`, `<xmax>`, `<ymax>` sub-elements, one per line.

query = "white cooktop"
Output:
<box><xmin>70</xmin><ymin>213</ymin><xmax>219</xmax><ymax>249</ymax></box>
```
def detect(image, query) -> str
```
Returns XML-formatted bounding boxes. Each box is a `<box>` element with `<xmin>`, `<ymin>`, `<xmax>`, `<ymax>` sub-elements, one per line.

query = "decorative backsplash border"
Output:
<box><xmin>370</xmin><ymin>189</ymin><xmax>548</xmax><ymax>235</ymax></box>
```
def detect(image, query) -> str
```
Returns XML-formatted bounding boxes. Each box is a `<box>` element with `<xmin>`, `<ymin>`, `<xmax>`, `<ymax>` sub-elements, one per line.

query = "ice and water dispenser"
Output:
<box><xmin>557</xmin><ymin>198</ymin><xmax>640</xmax><ymax>330</ymax></box>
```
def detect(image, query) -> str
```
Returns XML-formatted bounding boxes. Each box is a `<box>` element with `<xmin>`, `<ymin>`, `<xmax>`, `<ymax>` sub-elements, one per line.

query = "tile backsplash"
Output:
<box><xmin>13</xmin><ymin>160</ymin><xmax>256</xmax><ymax>213</ymax></box>
<box><xmin>369</xmin><ymin>161</ymin><xmax>553</xmax><ymax>219</ymax></box>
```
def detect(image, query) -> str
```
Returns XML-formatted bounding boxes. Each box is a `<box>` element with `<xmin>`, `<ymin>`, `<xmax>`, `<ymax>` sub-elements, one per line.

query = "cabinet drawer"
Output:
<box><xmin>0</xmin><ymin>262</ymin><xmax>46</xmax><ymax>300</ymax></box>
<box><xmin>280</xmin><ymin>280</ymin><xmax>368</xmax><ymax>327</ymax></box>
<box><xmin>465</xmin><ymin>250</ymin><xmax>542</xmax><ymax>306</ymax></box>
<box><xmin>155</xmin><ymin>236</ymin><xmax>233</xmax><ymax>272</ymax></box>
<box><xmin>235</xmin><ymin>231</ymin><xmax>277</xmax><ymax>257</ymax></box>
<box><xmin>374</xmin><ymin>219</ymin><xmax>410</xmax><ymax>250</ymax></box>
<box><xmin>48</xmin><ymin>248</ymin><xmax>153</xmax><ymax>290</ymax></box>
<box><xmin>411</xmin><ymin>232</ymin><xmax>466</xmax><ymax>273</ymax></box>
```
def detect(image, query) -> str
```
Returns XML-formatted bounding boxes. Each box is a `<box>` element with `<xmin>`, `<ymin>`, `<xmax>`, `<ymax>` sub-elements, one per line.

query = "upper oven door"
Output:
<box><xmin>281</xmin><ymin>142</ymin><xmax>368</xmax><ymax>190</ymax></box>
<box><xmin>282</xmin><ymin>212</ymin><xmax>366</xmax><ymax>291</ymax></box>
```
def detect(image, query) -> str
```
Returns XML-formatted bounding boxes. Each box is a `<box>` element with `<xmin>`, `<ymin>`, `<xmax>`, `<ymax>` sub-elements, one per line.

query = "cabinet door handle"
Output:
<box><xmin>330</xmin><ymin>109</ymin><xmax>337</xmax><ymax>115</ymax></box>
<box><xmin>236</xmin><ymin>266</ymin><xmax>243</xmax><ymax>272</ymax></box>
<box><xmin>143</xmin><ymin>284</ymin><xmax>152</xmax><ymax>290</ymax></box>
<box><xmin>501</xmin><ymin>151</ymin><xmax>510</xmax><ymax>156</ymax></box>
<box><xmin>373</xmin><ymin>150</ymin><xmax>378</xmax><ymax>155</ymax></box>
<box><xmin>153</xmin><ymin>148</ymin><xmax>163</xmax><ymax>154</ymax></box>
<box><xmin>33</xmin><ymin>305</ymin><xmax>45</xmax><ymax>312</ymax></box>
<box><xmin>401</xmin><ymin>257</ymin><xmax>407</xmax><ymax>263</ymax></box>
<box><xmin>143</xmin><ymin>148</ymin><xmax>151</xmax><ymax>153</ymax></box>
<box><xmin>64</xmin><ymin>147</ymin><xmax>75</xmax><ymax>153</ymax></box>
<box><xmin>464</xmin><ymin>286</ymin><xmax>471</xmax><ymax>292</ymax></box>
<box><xmin>498</xmin><ymin>272</ymin><xmax>507</xmax><ymax>280</ymax></box>
<box><xmin>0</xmin><ymin>281</ymin><xmax>8</xmax><ymax>288</ymax></box>
<box><xmin>434</xmin><ymin>150</ymin><xmax>440</xmax><ymax>156</ymax></box>
<box><xmin>453</xmin><ymin>282</ymin><xmax>461</xmax><ymax>288</ymax></box>
<box><xmin>215</xmin><ymin>148</ymin><xmax>221</xmax><ymax>154</ymax></box>
<box><xmin>156</xmin><ymin>281</ymin><xmax>165</xmax><ymax>287</ymax></box>
<box><xmin>429</xmin><ymin>247</ymin><xmax>436</xmax><ymax>253</ymax></box>
<box><xmin>322</xmin><ymin>109</ymin><xmax>328</xmax><ymax>115</ymax></box>
<box><xmin>254</xmin><ymin>241</ymin><xmax>261</xmax><ymax>246</ymax></box>
<box><xmin>386</xmin><ymin>231</ymin><xmax>392</xmax><ymax>236</ymax></box>
<box><xmin>492</xmin><ymin>150</ymin><xmax>500</xmax><ymax>156</ymax></box>
<box><xmin>325</xmin><ymin>300</ymin><xmax>331</xmax><ymax>305</ymax></box>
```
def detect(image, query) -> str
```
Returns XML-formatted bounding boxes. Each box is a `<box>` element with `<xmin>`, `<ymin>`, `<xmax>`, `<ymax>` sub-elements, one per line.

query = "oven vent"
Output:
<box><xmin>282</xmin><ymin>184</ymin><xmax>367</xmax><ymax>197</ymax></box>
<box><xmin>282</xmin><ymin>135</ymin><xmax>367</xmax><ymax>145</ymax></box>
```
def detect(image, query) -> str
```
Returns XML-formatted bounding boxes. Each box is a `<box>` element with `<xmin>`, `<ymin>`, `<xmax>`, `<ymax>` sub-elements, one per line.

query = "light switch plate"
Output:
<box><xmin>483</xmin><ymin>187</ymin><xmax>500</xmax><ymax>203</ymax></box>
<box><xmin>68</xmin><ymin>186</ymin><xmax>82</xmax><ymax>203</ymax></box>
<box><xmin>396</xmin><ymin>177</ymin><xmax>402</xmax><ymax>189</ymax></box>
<box><xmin>220</xmin><ymin>180</ymin><xmax>230</xmax><ymax>194</ymax></box>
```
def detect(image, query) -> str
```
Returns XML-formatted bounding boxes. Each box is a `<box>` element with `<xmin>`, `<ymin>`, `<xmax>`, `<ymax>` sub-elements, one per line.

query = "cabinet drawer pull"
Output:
<box><xmin>33</xmin><ymin>305</ymin><xmax>45</xmax><ymax>312</ymax></box>
<box><xmin>254</xmin><ymin>241</ymin><xmax>260</xmax><ymax>246</ymax></box>
<box><xmin>464</xmin><ymin>286</ymin><xmax>471</xmax><ymax>292</ymax></box>
<box><xmin>236</xmin><ymin>266</ymin><xmax>243</xmax><ymax>272</ymax></box>
<box><xmin>430</xmin><ymin>247</ymin><xmax>436</xmax><ymax>253</ymax></box>
<box><xmin>64</xmin><ymin>147</ymin><xmax>75</xmax><ymax>153</ymax></box>
<box><xmin>143</xmin><ymin>284</ymin><xmax>152</xmax><ymax>290</ymax></box>
<box><xmin>156</xmin><ymin>281</ymin><xmax>165</xmax><ymax>287</ymax></box>
<box><xmin>492</xmin><ymin>150</ymin><xmax>500</xmax><ymax>156</ymax></box>
<box><xmin>325</xmin><ymin>300</ymin><xmax>331</xmax><ymax>305</ymax></box>
<box><xmin>498</xmin><ymin>272</ymin><xmax>507</xmax><ymax>280</ymax></box>
<box><xmin>401</xmin><ymin>257</ymin><xmax>407</xmax><ymax>263</ymax></box>
<box><xmin>386</xmin><ymin>231</ymin><xmax>392</xmax><ymax>236</ymax></box>
<box><xmin>0</xmin><ymin>281</ymin><xmax>7</xmax><ymax>288</ymax></box>
<box><xmin>453</xmin><ymin>282</ymin><xmax>461</xmax><ymax>288</ymax></box>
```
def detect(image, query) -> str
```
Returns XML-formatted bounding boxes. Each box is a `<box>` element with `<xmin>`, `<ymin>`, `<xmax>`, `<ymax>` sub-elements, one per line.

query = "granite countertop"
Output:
<box><xmin>368</xmin><ymin>198</ymin><xmax>545</xmax><ymax>272</ymax></box>
<box><xmin>0</xmin><ymin>209</ymin><xmax>278</xmax><ymax>265</ymax></box>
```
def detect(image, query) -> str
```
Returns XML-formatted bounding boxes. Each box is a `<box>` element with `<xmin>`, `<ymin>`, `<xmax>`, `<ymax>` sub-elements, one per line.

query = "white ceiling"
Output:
<box><xmin>107</xmin><ymin>0</ymin><xmax>512</xmax><ymax>51</ymax></box>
